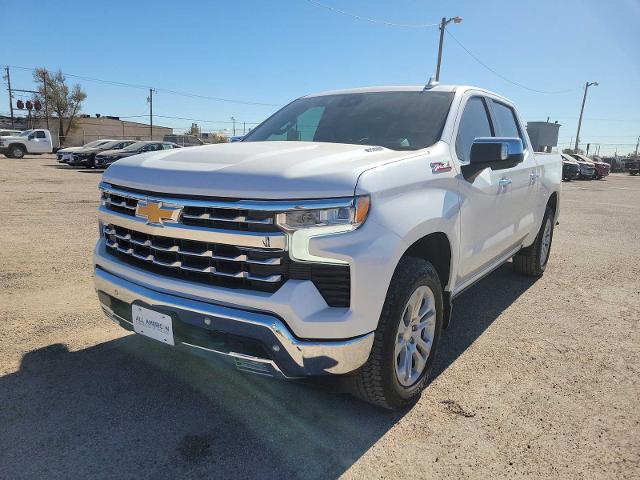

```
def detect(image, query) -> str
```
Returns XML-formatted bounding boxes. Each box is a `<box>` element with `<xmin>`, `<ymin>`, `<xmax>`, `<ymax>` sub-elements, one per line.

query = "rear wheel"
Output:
<box><xmin>513</xmin><ymin>207</ymin><xmax>554</xmax><ymax>276</ymax></box>
<box><xmin>351</xmin><ymin>257</ymin><xmax>443</xmax><ymax>410</ymax></box>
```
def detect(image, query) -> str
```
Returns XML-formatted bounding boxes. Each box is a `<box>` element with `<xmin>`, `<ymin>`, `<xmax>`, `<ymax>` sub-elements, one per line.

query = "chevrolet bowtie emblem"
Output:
<box><xmin>136</xmin><ymin>201</ymin><xmax>182</xmax><ymax>225</ymax></box>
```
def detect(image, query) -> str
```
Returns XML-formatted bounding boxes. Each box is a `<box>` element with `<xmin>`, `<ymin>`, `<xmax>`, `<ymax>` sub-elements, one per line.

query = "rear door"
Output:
<box><xmin>455</xmin><ymin>95</ymin><xmax>517</xmax><ymax>284</ymax></box>
<box><xmin>487</xmin><ymin>99</ymin><xmax>540</xmax><ymax>242</ymax></box>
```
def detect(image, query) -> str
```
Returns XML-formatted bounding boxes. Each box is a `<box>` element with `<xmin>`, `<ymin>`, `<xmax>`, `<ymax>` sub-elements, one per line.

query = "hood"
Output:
<box><xmin>58</xmin><ymin>146</ymin><xmax>83</xmax><ymax>153</ymax></box>
<box><xmin>97</xmin><ymin>149</ymin><xmax>129</xmax><ymax>157</ymax></box>
<box><xmin>74</xmin><ymin>147</ymin><xmax>102</xmax><ymax>154</ymax></box>
<box><xmin>102</xmin><ymin>141</ymin><xmax>412</xmax><ymax>199</ymax></box>
<box><xmin>0</xmin><ymin>135</ymin><xmax>23</xmax><ymax>142</ymax></box>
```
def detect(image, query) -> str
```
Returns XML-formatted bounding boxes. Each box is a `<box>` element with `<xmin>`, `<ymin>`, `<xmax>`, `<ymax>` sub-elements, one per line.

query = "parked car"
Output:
<box><xmin>0</xmin><ymin>129</ymin><xmax>54</xmax><ymax>158</ymax></box>
<box><xmin>163</xmin><ymin>134</ymin><xmax>204</xmax><ymax>147</ymax></box>
<box><xmin>569</xmin><ymin>153</ymin><xmax>595</xmax><ymax>179</ymax></box>
<box><xmin>94</xmin><ymin>141</ymin><xmax>181</xmax><ymax>167</ymax></box>
<box><xmin>625</xmin><ymin>158</ymin><xmax>640</xmax><ymax>175</ymax></box>
<box><xmin>230</xmin><ymin>135</ymin><xmax>245</xmax><ymax>142</ymax></box>
<box><xmin>68</xmin><ymin>140</ymin><xmax>137</xmax><ymax>167</ymax></box>
<box><xmin>571</xmin><ymin>154</ymin><xmax>609</xmax><ymax>179</ymax></box>
<box><xmin>57</xmin><ymin>139</ymin><xmax>117</xmax><ymax>163</ymax></box>
<box><xmin>94</xmin><ymin>85</ymin><xmax>561</xmax><ymax>409</ymax></box>
<box><xmin>560</xmin><ymin>154</ymin><xmax>580</xmax><ymax>181</ymax></box>
<box><xmin>0</xmin><ymin>129</ymin><xmax>22</xmax><ymax>137</ymax></box>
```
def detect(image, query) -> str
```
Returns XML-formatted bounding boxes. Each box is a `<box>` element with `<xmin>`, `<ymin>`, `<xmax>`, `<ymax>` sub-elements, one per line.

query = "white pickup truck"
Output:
<box><xmin>94</xmin><ymin>85</ymin><xmax>561</xmax><ymax>409</ymax></box>
<box><xmin>0</xmin><ymin>129</ymin><xmax>54</xmax><ymax>158</ymax></box>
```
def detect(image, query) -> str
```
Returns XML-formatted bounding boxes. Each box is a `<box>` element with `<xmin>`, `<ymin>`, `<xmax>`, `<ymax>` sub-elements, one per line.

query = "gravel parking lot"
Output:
<box><xmin>1</xmin><ymin>154</ymin><xmax>639</xmax><ymax>479</ymax></box>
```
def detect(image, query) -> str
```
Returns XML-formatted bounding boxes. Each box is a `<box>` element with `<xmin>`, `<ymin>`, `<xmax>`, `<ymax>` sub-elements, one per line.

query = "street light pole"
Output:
<box><xmin>574</xmin><ymin>81</ymin><xmax>598</xmax><ymax>153</ymax></box>
<box><xmin>5</xmin><ymin>66</ymin><xmax>15</xmax><ymax>128</ymax></box>
<box><xmin>435</xmin><ymin>16</ymin><xmax>462</xmax><ymax>82</ymax></box>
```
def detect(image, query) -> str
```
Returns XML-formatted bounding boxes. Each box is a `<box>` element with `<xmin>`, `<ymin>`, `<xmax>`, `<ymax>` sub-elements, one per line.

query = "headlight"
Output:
<box><xmin>276</xmin><ymin>196</ymin><xmax>370</xmax><ymax>264</ymax></box>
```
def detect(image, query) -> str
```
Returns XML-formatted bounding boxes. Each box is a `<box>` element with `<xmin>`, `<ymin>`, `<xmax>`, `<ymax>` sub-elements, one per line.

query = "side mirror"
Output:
<box><xmin>28</xmin><ymin>134</ymin><xmax>35</xmax><ymax>140</ymax></box>
<box><xmin>461</xmin><ymin>137</ymin><xmax>524</xmax><ymax>180</ymax></box>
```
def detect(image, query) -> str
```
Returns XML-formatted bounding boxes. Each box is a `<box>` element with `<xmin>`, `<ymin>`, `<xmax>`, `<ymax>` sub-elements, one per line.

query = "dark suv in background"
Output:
<box><xmin>94</xmin><ymin>141</ymin><xmax>180</xmax><ymax>168</ymax></box>
<box><xmin>68</xmin><ymin>140</ymin><xmax>137</xmax><ymax>167</ymax></box>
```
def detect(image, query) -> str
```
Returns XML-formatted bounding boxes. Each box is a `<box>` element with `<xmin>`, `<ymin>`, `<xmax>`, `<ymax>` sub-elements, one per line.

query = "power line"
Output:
<box><xmin>5</xmin><ymin>64</ymin><xmax>283</xmax><ymax>107</ymax></box>
<box><xmin>444</xmin><ymin>30</ymin><xmax>580</xmax><ymax>95</ymax></box>
<box><xmin>304</xmin><ymin>0</ymin><xmax>439</xmax><ymax>28</ymax></box>
<box><xmin>119</xmin><ymin>114</ymin><xmax>260</xmax><ymax>125</ymax></box>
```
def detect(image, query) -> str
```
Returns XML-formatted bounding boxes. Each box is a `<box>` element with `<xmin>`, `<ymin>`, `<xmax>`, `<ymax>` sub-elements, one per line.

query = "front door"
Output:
<box><xmin>455</xmin><ymin>95</ymin><xmax>518</xmax><ymax>285</ymax></box>
<box><xmin>29</xmin><ymin>130</ymin><xmax>49</xmax><ymax>153</ymax></box>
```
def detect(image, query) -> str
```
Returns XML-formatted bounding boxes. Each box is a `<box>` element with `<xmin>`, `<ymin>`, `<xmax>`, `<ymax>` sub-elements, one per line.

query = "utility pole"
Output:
<box><xmin>574</xmin><ymin>81</ymin><xmax>598</xmax><ymax>153</ymax></box>
<box><xmin>41</xmin><ymin>69</ymin><xmax>49</xmax><ymax>130</ymax></box>
<box><xmin>435</xmin><ymin>16</ymin><xmax>463</xmax><ymax>82</ymax></box>
<box><xmin>635</xmin><ymin>136</ymin><xmax>639</xmax><ymax>159</ymax></box>
<box><xmin>231</xmin><ymin>116</ymin><xmax>236</xmax><ymax>136</ymax></box>
<box><xmin>147</xmin><ymin>88</ymin><xmax>155</xmax><ymax>140</ymax></box>
<box><xmin>243</xmin><ymin>122</ymin><xmax>246</xmax><ymax>135</ymax></box>
<box><xmin>5</xmin><ymin>66</ymin><xmax>15</xmax><ymax>128</ymax></box>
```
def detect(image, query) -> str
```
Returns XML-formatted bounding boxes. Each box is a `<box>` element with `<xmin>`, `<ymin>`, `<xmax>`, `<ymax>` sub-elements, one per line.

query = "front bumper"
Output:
<box><xmin>94</xmin><ymin>266</ymin><xmax>374</xmax><ymax>378</ymax></box>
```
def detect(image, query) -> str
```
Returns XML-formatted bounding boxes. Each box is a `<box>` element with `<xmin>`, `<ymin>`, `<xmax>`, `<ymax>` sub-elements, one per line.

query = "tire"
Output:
<box><xmin>351</xmin><ymin>257</ymin><xmax>443</xmax><ymax>410</ymax></box>
<box><xmin>513</xmin><ymin>206</ymin><xmax>555</xmax><ymax>276</ymax></box>
<box><xmin>10</xmin><ymin>145</ymin><xmax>25</xmax><ymax>159</ymax></box>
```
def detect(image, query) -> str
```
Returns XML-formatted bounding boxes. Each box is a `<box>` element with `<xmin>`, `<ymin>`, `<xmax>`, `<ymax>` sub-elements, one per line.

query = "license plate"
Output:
<box><xmin>132</xmin><ymin>305</ymin><xmax>175</xmax><ymax>346</ymax></box>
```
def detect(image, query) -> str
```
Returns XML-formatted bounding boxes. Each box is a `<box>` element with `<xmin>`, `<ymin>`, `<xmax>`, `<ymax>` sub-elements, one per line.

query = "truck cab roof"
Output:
<box><xmin>304</xmin><ymin>85</ymin><xmax>512</xmax><ymax>103</ymax></box>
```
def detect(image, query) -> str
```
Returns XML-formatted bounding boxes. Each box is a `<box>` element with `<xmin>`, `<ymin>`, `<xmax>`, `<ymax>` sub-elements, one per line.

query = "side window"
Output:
<box><xmin>455</xmin><ymin>97</ymin><xmax>493</xmax><ymax>163</ymax></box>
<box><xmin>491</xmin><ymin>101</ymin><xmax>524</xmax><ymax>145</ymax></box>
<box><xmin>162</xmin><ymin>143</ymin><xmax>173</xmax><ymax>150</ymax></box>
<box><xmin>35</xmin><ymin>131</ymin><xmax>46</xmax><ymax>139</ymax></box>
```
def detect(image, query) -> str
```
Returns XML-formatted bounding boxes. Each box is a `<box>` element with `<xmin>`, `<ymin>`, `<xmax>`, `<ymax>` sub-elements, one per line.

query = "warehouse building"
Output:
<box><xmin>0</xmin><ymin>115</ymin><xmax>172</xmax><ymax>146</ymax></box>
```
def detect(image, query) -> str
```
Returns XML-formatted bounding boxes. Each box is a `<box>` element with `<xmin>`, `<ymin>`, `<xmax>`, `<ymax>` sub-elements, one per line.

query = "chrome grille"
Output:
<box><xmin>101</xmin><ymin>187</ymin><xmax>278</xmax><ymax>232</ymax></box>
<box><xmin>98</xmin><ymin>182</ymin><xmax>351</xmax><ymax>305</ymax></box>
<box><xmin>103</xmin><ymin>223</ymin><xmax>286</xmax><ymax>291</ymax></box>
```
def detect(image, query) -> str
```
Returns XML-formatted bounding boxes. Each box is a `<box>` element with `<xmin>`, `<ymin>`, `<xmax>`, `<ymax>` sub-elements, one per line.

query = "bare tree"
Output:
<box><xmin>33</xmin><ymin>68</ymin><xmax>86</xmax><ymax>146</ymax></box>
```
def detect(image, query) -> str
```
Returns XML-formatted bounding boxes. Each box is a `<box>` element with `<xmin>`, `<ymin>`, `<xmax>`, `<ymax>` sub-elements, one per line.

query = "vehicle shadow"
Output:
<box><xmin>431</xmin><ymin>262</ymin><xmax>538</xmax><ymax>380</ymax></box>
<box><xmin>41</xmin><ymin>164</ymin><xmax>105</xmax><ymax>172</ymax></box>
<box><xmin>0</xmin><ymin>336</ymin><xmax>400</xmax><ymax>479</ymax></box>
<box><xmin>0</xmin><ymin>264</ymin><xmax>537</xmax><ymax>479</ymax></box>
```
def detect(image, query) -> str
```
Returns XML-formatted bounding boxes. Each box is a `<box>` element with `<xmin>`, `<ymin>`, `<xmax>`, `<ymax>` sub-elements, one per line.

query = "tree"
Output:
<box><xmin>33</xmin><ymin>68</ymin><xmax>86</xmax><ymax>146</ymax></box>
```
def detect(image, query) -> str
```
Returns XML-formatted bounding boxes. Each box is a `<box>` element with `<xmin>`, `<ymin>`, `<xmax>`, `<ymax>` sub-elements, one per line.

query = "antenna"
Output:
<box><xmin>424</xmin><ymin>76</ymin><xmax>439</xmax><ymax>90</ymax></box>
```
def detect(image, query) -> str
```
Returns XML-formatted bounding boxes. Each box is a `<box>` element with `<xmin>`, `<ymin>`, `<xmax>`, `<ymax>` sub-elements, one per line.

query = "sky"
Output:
<box><xmin>2</xmin><ymin>0</ymin><xmax>639</xmax><ymax>155</ymax></box>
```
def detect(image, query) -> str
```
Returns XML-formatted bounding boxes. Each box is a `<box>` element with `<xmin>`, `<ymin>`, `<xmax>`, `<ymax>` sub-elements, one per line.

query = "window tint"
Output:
<box><xmin>491</xmin><ymin>101</ymin><xmax>523</xmax><ymax>142</ymax></box>
<box><xmin>244</xmin><ymin>91</ymin><xmax>454</xmax><ymax>151</ymax></box>
<box><xmin>455</xmin><ymin>97</ymin><xmax>493</xmax><ymax>162</ymax></box>
<box><xmin>35</xmin><ymin>131</ymin><xmax>46</xmax><ymax>138</ymax></box>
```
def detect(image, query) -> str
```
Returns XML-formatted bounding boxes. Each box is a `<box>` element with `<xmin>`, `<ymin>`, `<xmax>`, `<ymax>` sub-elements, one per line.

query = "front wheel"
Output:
<box><xmin>513</xmin><ymin>206</ymin><xmax>555</xmax><ymax>276</ymax></box>
<box><xmin>351</xmin><ymin>257</ymin><xmax>443</xmax><ymax>410</ymax></box>
<box><xmin>10</xmin><ymin>145</ymin><xmax>25</xmax><ymax>159</ymax></box>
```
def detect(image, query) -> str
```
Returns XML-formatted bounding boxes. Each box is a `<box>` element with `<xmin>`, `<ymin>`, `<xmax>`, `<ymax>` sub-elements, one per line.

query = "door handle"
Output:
<box><xmin>498</xmin><ymin>177</ymin><xmax>512</xmax><ymax>187</ymax></box>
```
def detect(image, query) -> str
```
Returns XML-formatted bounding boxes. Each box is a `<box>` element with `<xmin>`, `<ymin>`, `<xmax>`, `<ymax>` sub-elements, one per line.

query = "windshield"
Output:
<box><xmin>19</xmin><ymin>130</ymin><xmax>33</xmax><ymax>137</ymax></box>
<box><xmin>83</xmin><ymin>140</ymin><xmax>110</xmax><ymax>148</ymax></box>
<box><xmin>244</xmin><ymin>91</ymin><xmax>455</xmax><ymax>151</ymax></box>
<box><xmin>121</xmin><ymin>141</ymin><xmax>148</xmax><ymax>152</ymax></box>
<box><xmin>96</xmin><ymin>141</ymin><xmax>121</xmax><ymax>149</ymax></box>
